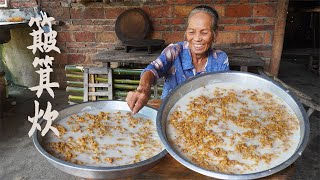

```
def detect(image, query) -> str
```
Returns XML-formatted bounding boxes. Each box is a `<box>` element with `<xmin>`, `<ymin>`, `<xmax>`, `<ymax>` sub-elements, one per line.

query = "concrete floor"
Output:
<box><xmin>0</xmin><ymin>58</ymin><xmax>319</xmax><ymax>180</ymax></box>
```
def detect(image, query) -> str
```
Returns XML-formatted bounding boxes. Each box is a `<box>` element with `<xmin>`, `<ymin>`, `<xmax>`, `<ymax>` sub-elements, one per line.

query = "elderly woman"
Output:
<box><xmin>126</xmin><ymin>5</ymin><xmax>229</xmax><ymax>114</ymax></box>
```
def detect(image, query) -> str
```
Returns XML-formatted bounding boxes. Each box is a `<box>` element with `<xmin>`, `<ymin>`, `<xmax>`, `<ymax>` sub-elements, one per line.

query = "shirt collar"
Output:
<box><xmin>182</xmin><ymin>42</ymin><xmax>213</xmax><ymax>71</ymax></box>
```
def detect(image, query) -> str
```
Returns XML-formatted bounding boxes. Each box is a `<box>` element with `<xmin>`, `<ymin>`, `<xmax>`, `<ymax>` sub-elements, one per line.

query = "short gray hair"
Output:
<box><xmin>187</xmin><ymin>5</ymin><xmax>220</xmax><ymax>33</ymax></box>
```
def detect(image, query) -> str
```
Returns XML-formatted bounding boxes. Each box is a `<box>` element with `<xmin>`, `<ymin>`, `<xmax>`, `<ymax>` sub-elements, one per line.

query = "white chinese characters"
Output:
<box><xmin>29</xmin><ymin>55</ymin><xmax>59</xmax><ymax>98</ymax></box>
<box><xmin>27</xmin><ymin>12</ymin><xmax>60</xmax><ymax>54</ymax></box>
<box><xmin>28</xmin><ymin>101</ymin><xmax>59</xmax><ymax>137</ymax></box>
<box><xmin>27</xmin><ymin>11</ymin><xmax>60</xmax><ymax>137</ymax></box>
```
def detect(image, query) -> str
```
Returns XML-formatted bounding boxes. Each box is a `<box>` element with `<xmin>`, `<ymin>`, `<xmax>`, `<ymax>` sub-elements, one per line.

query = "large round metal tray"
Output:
<box><xmin>156</xmin><ymin>71</ymin><xmax>310</xmax><ymax>179</ymax></box>
<box><xmin>33</xmin><ymin>100</ymin><xmax>167</xmax><ymax>179</ymax></box>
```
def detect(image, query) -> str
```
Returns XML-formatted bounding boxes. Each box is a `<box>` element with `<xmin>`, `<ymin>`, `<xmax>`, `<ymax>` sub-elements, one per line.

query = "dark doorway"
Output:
<box><xmin>284</xmin><ymin>0</ymin><xmax>319</xmax><ymax>49</ymax></box>
<box><xmin>281</xmin><ymin>0</ymin><xmax>320</xmax><ymax>75</ymax></box>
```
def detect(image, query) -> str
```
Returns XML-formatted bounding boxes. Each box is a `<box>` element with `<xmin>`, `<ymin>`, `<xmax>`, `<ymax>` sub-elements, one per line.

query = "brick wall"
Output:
<box><xmin>9</xmin><ymin>0</ymin><xmax>37</xmax><ymax>7</ymax></box>
<box><xmin>10</xmin><ymin>0</ymin><xmax>278</xmax><ymax>88</ymax></box>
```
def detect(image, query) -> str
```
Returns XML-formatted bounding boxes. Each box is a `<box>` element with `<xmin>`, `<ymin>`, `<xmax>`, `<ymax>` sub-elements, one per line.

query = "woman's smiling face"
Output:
<box><xmin>186</xmin><ymin>12</ymin><xmax>214</xmax><ymax>57</ymax></box>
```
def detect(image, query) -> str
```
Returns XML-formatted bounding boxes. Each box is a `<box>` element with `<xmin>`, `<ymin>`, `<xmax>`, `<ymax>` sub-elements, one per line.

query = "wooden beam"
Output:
<box><xmin>89</xmin><ymin>74</ymin><xmax>96</xmax><ymax>101</ymax></box>
<box><xmin>83</xmin><ymin>68</ymin><xmax>89</xmax><ymax>102</ymax></box>
<box><xmin>269</xmin><ymin>0</ymin><xmax>289</xmax><ymax>76</ymax></box>
<box><xmin>306</xmin><ymin>7</ymin><xmax>320</xmax><ymax>13</ymax></box>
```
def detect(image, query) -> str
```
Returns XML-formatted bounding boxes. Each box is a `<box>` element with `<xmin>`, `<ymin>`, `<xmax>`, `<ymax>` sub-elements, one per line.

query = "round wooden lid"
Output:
<box><xmin>115</xmin><ymin>8</ymin><xmax>151</xmax><ymax>41</ymax></box>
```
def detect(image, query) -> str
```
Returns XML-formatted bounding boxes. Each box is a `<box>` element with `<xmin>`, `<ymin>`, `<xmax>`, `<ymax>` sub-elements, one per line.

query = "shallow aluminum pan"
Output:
<box><xmin>33</xmin><ymin>100</ymin><xmax>167</xmax><ymax>179</ymax></box>
<box><xmin>157</xmin><ymin>71</ymin><xmax>310</xmax><ymax>180</ymax></box>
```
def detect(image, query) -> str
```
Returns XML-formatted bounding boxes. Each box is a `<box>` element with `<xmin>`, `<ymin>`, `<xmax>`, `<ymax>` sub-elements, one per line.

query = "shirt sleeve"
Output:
<box><xmin>216</xmin><ymin>51</ymin><xmax>230</xmax><ymax>71</ymax></box>
<box><xmin>141</xmin><ymin>43</ymin><xmax>182</xmax><ymax>83</ymax></box>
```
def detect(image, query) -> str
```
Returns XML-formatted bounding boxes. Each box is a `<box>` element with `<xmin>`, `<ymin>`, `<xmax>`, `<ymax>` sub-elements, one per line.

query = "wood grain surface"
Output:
<box><xmin>93</xmin><ymin>48</ymin><xmax>264</xmax><ymax>67</ymax></box>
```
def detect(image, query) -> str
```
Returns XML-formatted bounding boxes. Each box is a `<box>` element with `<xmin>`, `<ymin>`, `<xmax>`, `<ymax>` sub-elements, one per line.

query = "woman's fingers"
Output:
<box><xmin>125</xmin><ymin>91</ymin><xmax>136</xmax><ymax>112</ymax></box>
<box><xmin>126</xmin><ymin>90</ymin><xmax>149</xmax><ymax>115</ymax></box>
<box><xmin>132</xmin><ymin>93</ymin><xmax>148</xmax><ymax>115</ymax></box>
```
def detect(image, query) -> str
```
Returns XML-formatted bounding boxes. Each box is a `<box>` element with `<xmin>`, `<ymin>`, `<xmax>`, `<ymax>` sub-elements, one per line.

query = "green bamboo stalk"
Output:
<box><xmin>114</xmin><ymin>93</ymin><xmax>158</xmax><ymax>99</ymax></box>
<box><xmin>113</xmin><ymin>68</ymin><xmax>142</xmax><ymax>75</ymax></box>
<box><xmin>66</xmin><ymin>74</ymin><xmax>108</xmax><ymax>82</ymax></box>
<box><xmin>67</xmin><ymin>81</ymin><xmax>84</xmax><ymax>87</ymax></box>
<box><xmin>65</xmin><ymin>65</ymin><xmax>84</xmax><ymax>72</ymax></box>
<box><xmin>96</xmin><ymin>77</ymin><xmax>107</xmax><ymax>82</ymax></box>
<box><xmin>66</xmin><ymin>85</ymin><xmax>137</xmax><ymax>93</ymax></box>
<box><xmin>114</xmin><ymin>79</ymin><xmax>140</xmax><ymax>84</ymax></box>
<box><xmin>115</xmin><ymin>91</ymin><xmax>128</xmax><ymax>97</ymax></box>
<box><xmin>66</xmin><ymin>86</ymin><xmax>163</xmax><ymax>94</ymax></box>
<box><xmin>66</xmin><ymin>87</ymin><xmax>83</xmax><ymax>94</ymax></box>
<box><xmin>68</xmin><ymin>92</ymin><xmax>159</xmax><ymax>102</ymax></box>
<box><xmin>66</xmin><ymin>74</ymin><xmax>142</xmax><ymax>85</ymax></box>
<box><xmin>65</xmin><ymin>65</ymin><xmax>143</xmax><ymax>76</ymax></box>
<box><xmin>68</xmin><ymin>95</ymin><xmax>83</xmax><ymax>101</ymax></box>
<box><xmin>67</xmin><ymin>79</ymin><xmax>140</xmax><ymax>87</ymax></box>
<box><xmin>68</xmin><ymin>95</ymin><xmax>109</xmax><ymax>101</ymax></box>
<box><xmin>68</xmin><ymin>91</ymin><xmax>127</xmax><ymax>101</ymax></box>
<box><xmin>114</xmin><ymin>84</ymin><xmax>163</xmax><ymax>91</ymax></box>
<box><xmin>68</xmin><ymin>95</ymin><xmax>121</xmax><ymax>102</ymax></box>
<box><xmin>99</xmin><ymin>97</ymin><xmax>108</xmax><ymax>100</ymax></box>
<box><xmin>114</xmin><ymin>84</ymin><xmax>138</xmax><ymax>90</ymax></box>
<box><xmin>66</xmin><ymin>74</ymin><xmax>84</xmax><ymax>79</ymax></box>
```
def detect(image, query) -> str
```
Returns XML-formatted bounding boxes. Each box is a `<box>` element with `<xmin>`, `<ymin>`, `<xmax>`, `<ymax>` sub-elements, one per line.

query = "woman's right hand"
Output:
<box><xmin>126</xmin><ymin>86</ymin><xmax>151</xmax><ymax>115</ymax></box>
<box><xmin>126</xmin><ymin>70</ymin><xmax>155</xmax><ymax>115</ymax></box>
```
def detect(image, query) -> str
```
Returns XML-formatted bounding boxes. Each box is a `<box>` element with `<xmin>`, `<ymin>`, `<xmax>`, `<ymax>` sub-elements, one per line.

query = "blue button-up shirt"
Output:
<box><xmin>142</xmin><ymin>41</ymin><xmax>229</xmax><ymax>98</ymax></box>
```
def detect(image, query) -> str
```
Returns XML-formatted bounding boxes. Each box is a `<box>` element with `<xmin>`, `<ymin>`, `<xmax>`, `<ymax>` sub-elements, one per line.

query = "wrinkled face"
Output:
<box><xmin>186</xmin><ymin>12</ymin><xmax>214</xmax><ymax>57</ymax></box>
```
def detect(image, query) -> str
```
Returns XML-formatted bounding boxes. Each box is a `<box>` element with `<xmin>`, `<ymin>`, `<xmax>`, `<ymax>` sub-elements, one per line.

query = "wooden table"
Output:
<box><xmin>93</xmin><ymin>48</ymin><xmax>264</xmax><ymax>72</ymax></box>
<box><xmin>115</xmin><ymin>99</ymin><xmax>296</xmax><ymax>180</ymax></box>
<box><xmin>282</xmin><ymin>48</ymin><xmax>320</xmax><ymax>75</ymax></box>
